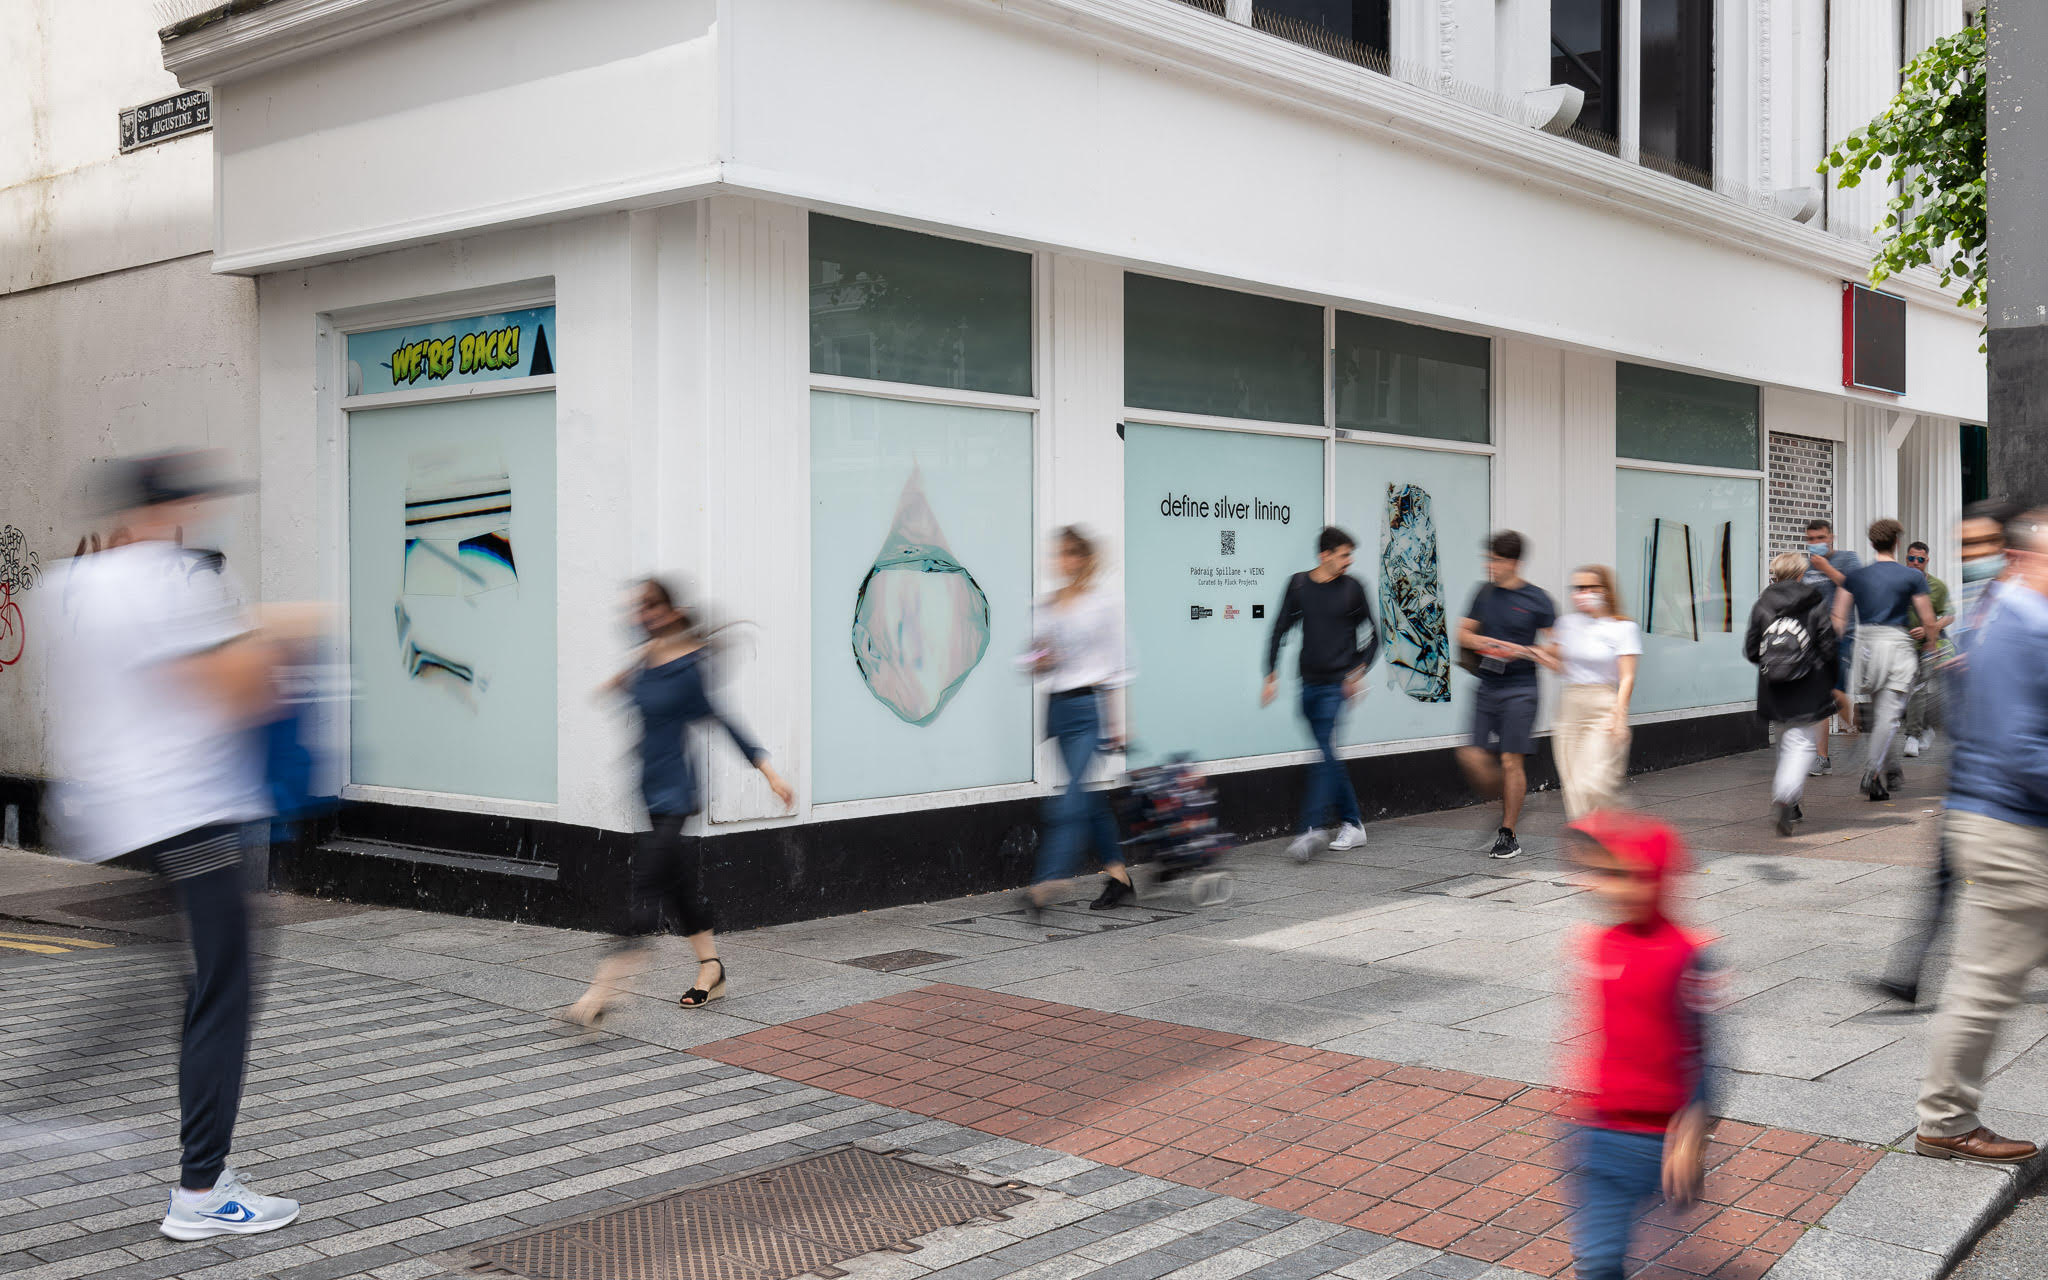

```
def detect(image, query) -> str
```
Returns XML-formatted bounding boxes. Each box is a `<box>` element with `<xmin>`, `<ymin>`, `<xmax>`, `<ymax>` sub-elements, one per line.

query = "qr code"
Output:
<box><xmin>1220</xmin><ymin>529</ymin><xmax>1236</xmax><ymax>556</ymax></box>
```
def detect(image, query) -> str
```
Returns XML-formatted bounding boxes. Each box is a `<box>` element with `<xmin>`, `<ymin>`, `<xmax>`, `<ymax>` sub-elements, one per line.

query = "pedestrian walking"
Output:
<box><xmin>1869</xmin><ymin>501</ymin><xmax>2021</xmax><ymax>1007</ymax></box>
<box><xmin>1799</xmin><ymin>517</ymin><xmax>1861</xmax><ymax>775</ymax></box>
<box><xmin>1024</xmin><ymin>527</ymin><xmax>1137</xmax><ymax>911</ymax></box>
<box><xmin>1561</xmin><ymin>811</ymin><xmax>1718</xmax><ymax>1280</ymax></box>
<box><xmin>567</xmin><ymin>579</ymin><xmax>792</xmax><ymax>1025</ymax></box>
<box><xmin>1262</xmin><ymin>526</ymin><xmax>1380</xmax><ymax>862</ymax></box>
<box><xmin>1742</xmin><ymin>552</ymin><xmax>1838</xmax><ymax>836</ymax></box>
<box><xmin>47</xmin><ymin>451</ymin><xmax>311</xmax><ymax>1241</ymax></box>
<box><xmin>1455</xmin><ymin>530</ymin><xmax>1556</xmax><ymax>860</ymax></box>
<box><xmin>1914</xmin><ymin>509</ymin><xmax>2048</xmax><ymax>1165</ymax></box>
<box><xmin>1901</xmin><ymin>540</ymin><xmax>1954</xmax><ymax>757</ymax></box>
<box><xmin>1545</xmin><ymin>565</ymin><xmax>1640</xmax><ymax>817</ymax></box>
<box><xmin>1831</xmin><ymin>519</ymin><xmax>1940</xmax><ymax>801</ymax></box>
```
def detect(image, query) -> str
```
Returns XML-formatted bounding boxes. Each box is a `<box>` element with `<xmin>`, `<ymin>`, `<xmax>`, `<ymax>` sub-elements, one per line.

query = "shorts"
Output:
<box><xmin>1472</xmin><ymin>680</ymin><xmax>1539</xmax><ymax>756</ymax></box>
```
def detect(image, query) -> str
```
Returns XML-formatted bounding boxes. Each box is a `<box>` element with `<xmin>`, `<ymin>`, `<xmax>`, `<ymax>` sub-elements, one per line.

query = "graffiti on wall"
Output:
<box><xmin>0</xmin><ymin>525</ymin><xmax>40</xmax><ymax>669</ymax></box>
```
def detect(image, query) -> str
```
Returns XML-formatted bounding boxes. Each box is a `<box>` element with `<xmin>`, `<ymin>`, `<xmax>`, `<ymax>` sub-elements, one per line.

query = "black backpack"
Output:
<box><xmin>1758</xmin><ymin>607</ymin><xmax>1819</xmax><ymax>683</ymax></box>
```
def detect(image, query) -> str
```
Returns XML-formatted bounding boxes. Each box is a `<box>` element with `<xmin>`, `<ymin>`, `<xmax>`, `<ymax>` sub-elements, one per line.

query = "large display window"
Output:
<box><xmin>346</xmin><ymin>391</ymin><xmax>558</xmax><ymax>802</ymax></box>
<box><xmin>810</xmin><ymin>391</ymin><xmax>1036</xmax><ymax>803</ymax></box>
<box><xmin>1333</xmin><ymin>441</ymin><xmax>1492</xmax><ymax>745</ymax></box>
<box><xmin>1123</xmin><ymin>422</ymin><xmax>1326</xmax><ymax>766</ymax></box>
<box><xmin>1615</xmin><ymin>467</ymin><xmax>1760</xmax><ymax>713</ymax></box>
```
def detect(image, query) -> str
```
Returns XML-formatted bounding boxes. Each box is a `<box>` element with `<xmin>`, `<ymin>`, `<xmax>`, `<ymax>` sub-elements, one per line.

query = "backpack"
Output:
<box><xmin>1758</xmin><ymin>610</ymin><xmax>1818</xmax><ymax>683</ymax></box>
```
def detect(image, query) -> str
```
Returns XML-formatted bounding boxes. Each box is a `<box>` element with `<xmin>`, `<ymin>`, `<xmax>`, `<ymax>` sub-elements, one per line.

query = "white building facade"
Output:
<box><xmin>7</xmin><ymin>0</ymin><xmax>1990</xmax><ymax>921</ymax></box>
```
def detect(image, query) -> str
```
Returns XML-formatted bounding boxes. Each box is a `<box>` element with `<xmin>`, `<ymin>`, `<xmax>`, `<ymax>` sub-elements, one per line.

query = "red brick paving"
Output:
<box><xmin>696</xmin><ymin>984</ymin><xmax>1880</xmax><ymax>1278</ymax></box>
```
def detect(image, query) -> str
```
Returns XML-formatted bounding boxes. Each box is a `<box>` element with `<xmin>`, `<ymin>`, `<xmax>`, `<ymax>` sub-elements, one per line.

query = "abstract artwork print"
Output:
<box><xmin>1378</xmin><ymin>483</ymin><xmax>1450</xmax><ymax>703</ymax></box>
<box><xmin>850</xmin><ymin>463</ymin><xmax>991</xmax><ymax>726</ymax></box>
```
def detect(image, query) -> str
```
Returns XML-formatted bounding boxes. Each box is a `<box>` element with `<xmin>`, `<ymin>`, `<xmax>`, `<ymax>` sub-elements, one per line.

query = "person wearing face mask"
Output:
<box><xmin>1868</xmin><ymin>500</ymin><xmax>2021</xmax><ymax>1007</ymax></box>
<box><xmin>566</xmin><ymin>578</ymin><xmax>793</xmax><ymax>1026</ymax></box>
<box><xmin>1544</xmin><ymin>566</ymin><xmax>1641</xmax><ymax>817</ymax></box>
<box><xmin>1798</xmin><ymin>518</ymin><xmax>1861</xmax><ymax>775</ymax></box>
<box><xmin>1900</xmin><ymin>540</ymin><xmax>1953</xmax><ymax>758</ymax></box>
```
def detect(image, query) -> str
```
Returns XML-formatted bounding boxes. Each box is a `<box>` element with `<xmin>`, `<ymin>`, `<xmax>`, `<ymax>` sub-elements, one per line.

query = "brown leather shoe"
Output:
<box><xmin>1915</xmin><ymin>1127</ymin><xmax>2039</xmax><ymax>1164</ymax></box>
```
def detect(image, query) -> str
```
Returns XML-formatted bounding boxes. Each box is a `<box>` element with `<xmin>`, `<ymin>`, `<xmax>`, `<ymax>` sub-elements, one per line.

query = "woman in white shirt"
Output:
<box><xmin>1024</xmin><ymin>527</ymin><xmax>1136</xmax><ymax>913</ymax></box>
<box><xmin>1545</xmin><ymin>564</ymin><xmax>1642</xmax><ymax>816</ymax></box>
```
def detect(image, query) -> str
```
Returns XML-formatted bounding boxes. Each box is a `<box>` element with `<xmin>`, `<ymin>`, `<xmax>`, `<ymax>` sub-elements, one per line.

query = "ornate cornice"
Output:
<box><xmin>160</xmin><ymin>0</ymin><xmax>494</xmax><ymax>85</ymax></box>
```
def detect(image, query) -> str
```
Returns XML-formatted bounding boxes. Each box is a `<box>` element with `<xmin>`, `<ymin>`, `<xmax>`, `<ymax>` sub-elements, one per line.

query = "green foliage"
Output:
<box><xmin>1821</xmin><ymin>23</ymin><xmax>1986</xmax><ymax>317</ymax></box>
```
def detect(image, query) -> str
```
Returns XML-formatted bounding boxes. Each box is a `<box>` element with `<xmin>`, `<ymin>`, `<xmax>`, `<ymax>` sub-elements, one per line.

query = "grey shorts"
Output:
<box><xmin>1472</xmin><ymin>681</ymin><xmax>1539</xmax><ymax>756</ymax></box>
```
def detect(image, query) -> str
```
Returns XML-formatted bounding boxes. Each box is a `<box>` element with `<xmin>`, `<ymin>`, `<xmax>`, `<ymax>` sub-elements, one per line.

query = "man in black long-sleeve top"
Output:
<box><xmin>1262</xmin><ymin>526</ymin><xmax>1381</xmax><ymax>862</ymax></box>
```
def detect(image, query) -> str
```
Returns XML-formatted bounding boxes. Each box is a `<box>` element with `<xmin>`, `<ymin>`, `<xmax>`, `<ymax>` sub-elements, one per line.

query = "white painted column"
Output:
<box><xmin>1496</xmin><ymin>338</ymin><xmax>1568</xmax><ymax>731</ymax></box>
<box><xmin>1838</xmin><ymin>402</ymin><xmax>1903</xmax><ymax>558</ymax></box>
<box><xmin>1905</xmin><ymin>0</ymin><xmax>1964</xmax><ymax>59</ymax></box>
<box><xmin>1899</xmin><ymin>415</ymin><xmax>1963</xmax><ymax>591</ymax></box>
<box><xmin>1560</xmin><ymin>352</ymin><xmax>1617</xmax><ymax>582</ymax></box>
<box><xmin>1494</xmin><ymin>0</ymin><xmax>1551</xmax><ymax>98</ymax></box>
<box><xmin>1715</xmin><ymin>0</ymin><xmax>1761</xmax><ymax>196</ymax></box>
<box><xmin>1391</xmin><ymin>0</ymin><xmax>1442</xmax><ymax>82</ymax></box>
<box><xmin>698</xmin><ymin>195</ymin><xmax>810</xmax><ymax>826</ymax></box>
<box><xmin>1766</xmin><ymin>0</ymin><xmax>1828</xmax><ymax>206</ymax></box>
<box><xmin>1826</xmin><ymin>0</ymin><xmax>1902</xmax><ymax>240</ymax></box>
<box><xmin>1618</xmin><ymin>0</ymin><xmax>1642</xmax><ymax>161</ymax></box>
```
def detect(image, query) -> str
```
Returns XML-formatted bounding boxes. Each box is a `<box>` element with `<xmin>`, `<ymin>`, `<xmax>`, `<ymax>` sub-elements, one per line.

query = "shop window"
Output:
<box><xmin>810</xmin><ymin>391</ymin><xmax>1036</xmax><ymax>803</ymax></box>
<box><xmin>1334</xmin><ymin>312</ymin><xmax>1490</xmax><ymax>444</ymax></box>
<box><xmin>1962</xmin><ymin>422</ymin><xmax>1989</xmax><ymax>504</ymax></box>
<box><xmin>1552</xmin><ymin>0</ymin><xmax>1620</xmax><ymax>142</ymax></box>
<box><xmin>1124</xmin><ymin>275</ymin><xmax>1324</xmax><ymax>426</ymax></box>
<box><xmin>1333</xmin><ymin>441</ymin><xmax>1491</xmax><ymax>746</ymax></box>
<box><xmin>346</xmin><ymin>391</ymin><xmax>558</xmax><ymax>802</ymax></box>
<box><xmin>1615</xmin><ymin>468</ymin><xmax>1759</xmax><ymax>713</ymax></box>
<box><xmin>1640</xmin><ymin>0</ymin><xmax>1714</xmax><ymax>183</ymax></box>
<box><xmin>1122</xmin><ymin>422</ymin><xmax>1326</xmax><ymax>765</ymax></box>
<box><xmin>1254</xmin><ymin>2</ymin><xmax>1390</xmax><ymax>63</ymax></box>
<box><xmin>809</xmin><ymin>215</ymin><xmax>1033</xmax><ymax>397</ymax></box>
<box><xmin>1616</xmin><ymin>363</ymin><xmax>1760</xmax><ymax>470</ymax></box>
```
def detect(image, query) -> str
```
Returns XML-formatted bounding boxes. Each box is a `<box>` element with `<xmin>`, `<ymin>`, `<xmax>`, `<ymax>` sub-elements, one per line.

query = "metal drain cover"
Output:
<box><xmin>843</xmin><ymin>949</ymin><xmax>957</xmax><ymax>973</ymax></box>
<box><xmin>459</xmin><ymin>1147</ymin><xmax>1027</xmax><ymax>1280</ymax></box>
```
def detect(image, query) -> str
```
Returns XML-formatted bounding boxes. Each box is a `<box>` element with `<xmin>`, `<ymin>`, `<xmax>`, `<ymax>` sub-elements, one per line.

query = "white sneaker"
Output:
<box><xmin>159</xmin><ymin>1168</ymin><xmax>300</xmax><ymax>1241</ymax></box>
<box><xmin>1903</xmin><ymin>736</ymin><xmax>1922</xmax><ymax>758</ymax></box>
<box><xmin>1327</xmin><ymin>823</ymin><xmax>1368</xmax><ymax>851</ymax></box>
<box><xmin>1287</xmin><ymin>833</ymin><xmax>1321</xmax><ymax>864</ymax></box>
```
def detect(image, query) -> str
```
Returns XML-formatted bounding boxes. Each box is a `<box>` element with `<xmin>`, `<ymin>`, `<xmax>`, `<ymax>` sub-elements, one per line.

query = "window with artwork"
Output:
<box><xmin>1614</xmin><ymin>468</ymin><xmax>1760</xmax><ymax>713</ymax></box>
<box><xmin>1617</xmin><ymin>363</ymin><xmax>1760</xmax><ymax>470</ymax></box>
<box><xmin>1125</xmin><ymin>275</ymin><xmax>1325</xmax><ymax>426</ymax></box>
<box><xmin>810</xmin><ymin>392</ymin><xmax>1036</xmax><ymax>803</ymax></box>
<box><xmin>1122</xmin><ymin>422</ymin><xmax>1327</xmax><ymax>766</ymax></box>
<box><xmin>809</xmin><ymin>215</ymin><xmax>1033</xmax><ymax>397</ymax></box>
<box><xmin>1334</xmin><ymin>313</ymin><xmax>1490</xmax><ymax>444</ymax></box>
<box><xmin>1333</xmin><ymin>441</ymin><xmax>1492</xmax><ymax>745</ymax></box>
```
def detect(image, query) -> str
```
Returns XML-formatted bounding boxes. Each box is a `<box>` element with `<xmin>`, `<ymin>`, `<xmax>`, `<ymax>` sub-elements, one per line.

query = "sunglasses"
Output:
<box><xmin>1907</xmin><ymin>556</ymin><xmax>1928</xmax><ymax>565</ymax></box>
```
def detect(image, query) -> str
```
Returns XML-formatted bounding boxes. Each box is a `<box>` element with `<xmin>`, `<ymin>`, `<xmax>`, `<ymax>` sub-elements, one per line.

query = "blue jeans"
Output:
<box><xmin>1299</xmin><ymin>681</ymin><xmax>1362</xmax><ymax>833</ymax></box>
<box><xmin>1571</xmin><ymin>1125</ymin><xmax>1666</xmax><ymax>1280</ymax></box>
<box><xmin>1037</xmin><ymin>690</ymin><xmax>1124</xmax><ymax>883</ymax></box>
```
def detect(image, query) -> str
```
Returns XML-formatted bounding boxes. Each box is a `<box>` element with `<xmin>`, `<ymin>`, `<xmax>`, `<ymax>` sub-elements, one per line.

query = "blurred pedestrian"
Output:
<box><xmin>1262</xmin><ymin>526</ymin><xmax>1379</xmax><ymax>862</ymax></box>
<box><xmin>1024</xmin><ymin>527</ymin><xmax>1136</xmax><ymax>911</ymax></box>
<box><xmin>1901</xmin><ymin>540</ymin><xmax>1953</xmax><ymax>757</ymax></box>
<box><xmin>1869</xmin><ymin>505</ymin><xmax>2019</xmax><ymax>1007</ymax></box>
<box><xmin>1914</xmin><ymin>508</ymin><xmax>2048</xmax><ymax>1165</ymax></box>
<box><xmin>1546</xmin><ymin>565</ymin><xmax>1640</xmax><ymax>818</ymax></box>
<box><xmin>1832</xmin><ymin>519</ymin><xmax>1940</xmax><ymax>801</ymax></box>
<box><xmin>568</xmin><ymin>579</ymin><xmax>792</xmax><ymax>1024</ymax></box>
<box><xmin>1562</xmin><ymin>811</ymin><xmax>1719</xmax><ymax>1280</ymax></box>
<box><xmin>1456</xmin><ymin>530</ymin><xmax>1556</xmax><ymax>860</ymax></box>
<box><xmin>1799</xmin><ymin>517</ymin><xmax>1861</xmax><ymax>774</ymax></box>
<box><xmin>1743</xmin><ymin>552</ymin><xmax>1838</xmax><ymax>836</ymax></box>
<box><xmin>47</xmin><ymin>451</ymin><xmax>309</xmax><ymax>1241</ymax></box>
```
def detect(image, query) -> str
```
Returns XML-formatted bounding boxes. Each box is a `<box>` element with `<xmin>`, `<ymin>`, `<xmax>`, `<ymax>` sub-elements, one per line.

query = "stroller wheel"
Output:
<box><xmin>1188</xmin><ymin>871</ymin><xmax>1235</xmax><ymax>908</ymax></box>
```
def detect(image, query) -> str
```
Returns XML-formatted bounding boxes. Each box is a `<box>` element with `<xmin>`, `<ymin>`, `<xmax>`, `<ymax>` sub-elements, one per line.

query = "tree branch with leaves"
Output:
<box><xmin>1822</xmin><ymin>22</ymin><xmax>1986</xmax><ymax>322</ymax></box>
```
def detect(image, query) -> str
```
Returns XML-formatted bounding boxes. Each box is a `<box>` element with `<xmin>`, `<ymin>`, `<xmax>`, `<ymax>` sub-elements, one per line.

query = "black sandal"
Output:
<box><xmin>678</xmin><ymin>958</ymin><xmax>727</xmax><ymax>1008</ymax></box>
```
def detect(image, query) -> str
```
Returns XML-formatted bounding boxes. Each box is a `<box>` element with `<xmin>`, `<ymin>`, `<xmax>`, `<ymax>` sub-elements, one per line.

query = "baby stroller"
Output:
<box><xmin>1119</xmin><ymin>755</ymin><xmax>1236</xmax><ymax>907</ymax></box>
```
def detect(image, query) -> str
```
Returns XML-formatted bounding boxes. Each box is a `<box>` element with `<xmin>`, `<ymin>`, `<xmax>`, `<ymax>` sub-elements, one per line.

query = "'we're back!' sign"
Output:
<box><xmin>347</xmin><ymin>307</ymin><xmax>556</xmax><ymax>398</ymax></box>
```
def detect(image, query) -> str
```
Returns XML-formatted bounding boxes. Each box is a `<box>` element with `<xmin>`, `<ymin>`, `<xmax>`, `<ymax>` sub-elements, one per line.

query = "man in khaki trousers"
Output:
<box><xmin>1916</xmin><ymin>510</ymin><xmax>2048</xmax><ymax>1164</ymax></box>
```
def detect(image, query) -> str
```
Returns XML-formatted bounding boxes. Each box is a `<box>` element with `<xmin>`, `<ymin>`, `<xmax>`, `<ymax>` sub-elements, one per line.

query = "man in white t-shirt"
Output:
<box><xmin>46</xmin><ymin>452</ymin><xmax>303</xmax><ymax>1242</ymax></box>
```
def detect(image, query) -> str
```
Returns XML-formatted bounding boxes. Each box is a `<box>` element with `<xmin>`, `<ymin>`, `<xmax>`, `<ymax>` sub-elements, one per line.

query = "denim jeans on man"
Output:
<box><xmin>1299</xmin><ymin>681</ymin><xmax>1362</xmax><ymax>833</ymax></box>
<box><xmin>1036</xmin><ymin>690</ymin><xmax>1123</xmax><ymax>883</ymax></box>
<box><xmin>1570</xmin><ymin>1125</ymin><xmax>1666</xmax><ymax>1280</ymax></box>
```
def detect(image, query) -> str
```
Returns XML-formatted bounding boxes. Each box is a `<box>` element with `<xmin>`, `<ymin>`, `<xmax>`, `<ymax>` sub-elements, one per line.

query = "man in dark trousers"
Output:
<box><xmin>1457</xmin><ymin>530</ymin><xmax>1557</xmax><ymax>860</ymax></box>
<box><xmin>1262</xmin><ymin>526</ymin><xmax>1380</xmax><ymax>863</ymax></box>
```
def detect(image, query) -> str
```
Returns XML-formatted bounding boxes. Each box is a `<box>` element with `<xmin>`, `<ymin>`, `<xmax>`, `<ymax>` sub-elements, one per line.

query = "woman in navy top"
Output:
<box><xmin>568</xmin><ymin>579</ymin><xmax>792</xmax><ymax>1025</ymax></box>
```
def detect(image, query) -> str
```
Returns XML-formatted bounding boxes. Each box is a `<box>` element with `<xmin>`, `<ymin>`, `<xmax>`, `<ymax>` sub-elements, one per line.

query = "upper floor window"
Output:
<box><xmin>1553</xmin><ymin>0</ymin><xmax>1714</xmax><ymax>184</ymax></box>
<box><xmin>1254</xmin><ymin>2</ymin><xmax>1390</xmax><ymax>63</ymax></box>
<box><xmin>1552</xmin><ymin>0</ymin><xmax>1619</xmax><ymax>144</ymax></box>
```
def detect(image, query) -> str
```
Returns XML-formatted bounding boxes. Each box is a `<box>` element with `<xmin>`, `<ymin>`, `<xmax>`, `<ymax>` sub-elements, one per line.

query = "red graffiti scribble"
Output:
<box><xmin>0</xmin><ymin>583</ymin><xmax>24</xmax><ymax>669</ymax></box>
